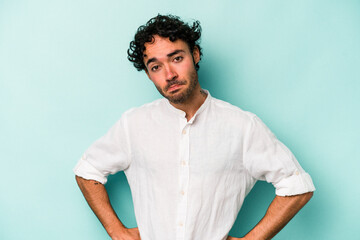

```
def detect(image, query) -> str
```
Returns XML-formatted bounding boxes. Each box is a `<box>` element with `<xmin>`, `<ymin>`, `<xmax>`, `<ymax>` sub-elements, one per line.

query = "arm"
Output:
<box><xmin>75</xmin><ymin>176</ymin><xmax>140</xmax><ymax>240</ymax></box>
<box><xmin>228</xmin><ymin>191</ymin><xmax>313</xmax><ymax>240</ymax></box>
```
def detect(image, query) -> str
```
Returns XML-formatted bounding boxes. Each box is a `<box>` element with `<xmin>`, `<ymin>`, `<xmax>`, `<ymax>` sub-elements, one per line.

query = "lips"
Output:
<box><xmin>165</xmin><ymin>80</ymin><xmax>187</xmax><ymax>93</ymax></box>
<box><xmin>168</xmin><ymin>84</ymin><xmax>182</xmax><ymax>92</ymax></box>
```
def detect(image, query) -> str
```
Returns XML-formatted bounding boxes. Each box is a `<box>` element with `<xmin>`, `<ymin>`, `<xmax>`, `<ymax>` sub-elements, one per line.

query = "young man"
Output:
<box><xmin>74</xmin><ymin>15</ymin><xmax>315</xmax><ymax>240</ymax></box>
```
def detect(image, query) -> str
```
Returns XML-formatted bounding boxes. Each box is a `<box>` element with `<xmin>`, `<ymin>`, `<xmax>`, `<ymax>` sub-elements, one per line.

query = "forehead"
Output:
<box><xmin>143</xmin><ymin>35</ymin><xmax>190</xmax><ymax>60</ymax></box>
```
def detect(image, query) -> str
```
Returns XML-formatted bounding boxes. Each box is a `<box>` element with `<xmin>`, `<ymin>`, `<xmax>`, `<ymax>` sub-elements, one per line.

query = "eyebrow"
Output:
<box><xmin>145</xmin><ymin>49</ymin><xmax>185</xmax><ymax>67</ymax></box>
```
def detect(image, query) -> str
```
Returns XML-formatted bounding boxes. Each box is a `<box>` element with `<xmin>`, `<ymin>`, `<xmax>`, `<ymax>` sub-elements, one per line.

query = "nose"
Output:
<box><xmin>165</xmin><ymin>65</ymin><xmax>177</xmax><ymax>81</ymax></box>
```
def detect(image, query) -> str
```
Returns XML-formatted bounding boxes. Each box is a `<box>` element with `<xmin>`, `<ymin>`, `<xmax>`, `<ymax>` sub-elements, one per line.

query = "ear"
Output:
<box><xmin>192</xmin><ymin>46</ymin><xmax>200</xmax><ymax>64</ymax></box>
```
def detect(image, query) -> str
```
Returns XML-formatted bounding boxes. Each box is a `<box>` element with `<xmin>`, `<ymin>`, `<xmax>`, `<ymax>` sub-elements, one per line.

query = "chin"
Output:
<box><xmin>167</xmin><ymin>92</ymin><xmax>188</xmax><ymax>104</ymax></box>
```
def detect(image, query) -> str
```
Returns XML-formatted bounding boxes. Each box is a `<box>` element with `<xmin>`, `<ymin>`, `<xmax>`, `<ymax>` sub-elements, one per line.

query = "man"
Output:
<box><xmin>74</xmin><ymin>14</ymin><xmax>315</xmax><ymax>240</ymax></box>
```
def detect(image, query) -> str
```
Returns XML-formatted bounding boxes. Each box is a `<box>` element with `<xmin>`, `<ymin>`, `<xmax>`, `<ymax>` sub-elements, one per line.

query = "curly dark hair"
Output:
<box><xmin>127</xmin><ymin>14</ymin><xmax>202</xmax><ymax>71</ymax></box>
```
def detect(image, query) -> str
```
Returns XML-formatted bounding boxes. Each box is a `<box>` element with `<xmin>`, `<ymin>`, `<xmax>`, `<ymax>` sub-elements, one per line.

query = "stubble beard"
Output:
<box><xmin>156</xmin><ymin>70</ymin><xmax>198</xmax><ymax>104</ymax></box>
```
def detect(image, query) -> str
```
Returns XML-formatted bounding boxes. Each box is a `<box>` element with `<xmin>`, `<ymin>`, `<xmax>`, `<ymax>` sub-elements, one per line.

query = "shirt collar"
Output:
<box><xmin>164</xmin><ymin>89</ymin><xmax>212</xmax><ymax>122</ymax></box>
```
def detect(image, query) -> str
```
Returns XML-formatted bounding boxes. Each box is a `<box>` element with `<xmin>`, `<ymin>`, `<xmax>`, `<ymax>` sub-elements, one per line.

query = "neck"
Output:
<box><xmin>169</xmin><ymin>84</ymin><xmax>207</xmax><ymax>121</ymax></box>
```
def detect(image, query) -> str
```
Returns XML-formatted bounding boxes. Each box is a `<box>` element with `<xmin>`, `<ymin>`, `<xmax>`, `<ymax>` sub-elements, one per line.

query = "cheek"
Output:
<box><xmin>179</xmin><ymin>61</ymin><xmax>196</xmax><ymax>75</ymax></box>
<box><xmin>149</xmin><ymin>75</ymin><xmax>166</xmax><ymax>88</ymax></box>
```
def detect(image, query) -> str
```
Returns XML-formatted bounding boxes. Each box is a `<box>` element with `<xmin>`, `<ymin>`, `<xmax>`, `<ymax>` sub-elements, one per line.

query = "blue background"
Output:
<box><xmin>1</xmin><ymin>0</ymin><xmax>359</xmax><ymax>239</ymax></box>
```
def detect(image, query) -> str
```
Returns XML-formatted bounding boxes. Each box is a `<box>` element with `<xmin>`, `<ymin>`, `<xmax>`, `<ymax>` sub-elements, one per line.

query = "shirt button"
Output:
<box><xmin>179</xmin><ymin>222</ymin><xmax>184</xmax><ymax>227</ymax></box>
<box><xmin>295</xmin><ymin>171</ymin><xmax>300</xmax><ymax>175</ymax></box>
<box><xmin>180</xmin><ymin>190</ymin><xmax>185</xmax><ymax>195</ymax></box>
<box><xmin>181</xmin><ymin>160</ymin><xmax>186</xmax><ymax>166</ymax></box>
<box><xmin>182</xmin><ymin>129</ymin><xmax>187</xmax><ymax>135</ymax></box>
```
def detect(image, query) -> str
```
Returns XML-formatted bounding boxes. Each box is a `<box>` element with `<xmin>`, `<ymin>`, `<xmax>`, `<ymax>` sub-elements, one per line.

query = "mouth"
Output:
<box><xmin>167</xmin><ymin>84</ymin><xmax>182</xmax><ymax>93</ymax></box>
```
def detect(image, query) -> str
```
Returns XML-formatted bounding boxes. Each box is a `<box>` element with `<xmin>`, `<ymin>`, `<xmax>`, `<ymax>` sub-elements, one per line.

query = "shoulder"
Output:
<box><xmin>121</xmin><ymin>98</ymin><xmax>167</xmax><ymax>120</ymax></box>
<box><xmin>209</xmin><ymin>96</ymin><xmax>256</xmax><ymax>122</ymax></box>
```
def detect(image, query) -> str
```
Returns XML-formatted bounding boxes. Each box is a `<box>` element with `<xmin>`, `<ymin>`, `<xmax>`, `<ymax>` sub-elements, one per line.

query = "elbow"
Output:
<box><xmin>75</xmin><ymin>175</ymin><xmax>88</xmax><ymax>189</ymax></box>
<box><xmin>75</xmin><ymin>175</ymin><xmax>81</xmax><ymax>183</ymax></box>
<box><xmin>305</xmin><ymin>191</ymin><xmax>314</xmax><ymax>201</ymax></box>
<box><xmin>299</xmin><ymin>191</ymin><xmax>314</xmax><ymax>206</ymax></box>
<box><xmin>75</xmin><ymin>175</ymin><xmax>83</xmax><ymax>187</ymax></box>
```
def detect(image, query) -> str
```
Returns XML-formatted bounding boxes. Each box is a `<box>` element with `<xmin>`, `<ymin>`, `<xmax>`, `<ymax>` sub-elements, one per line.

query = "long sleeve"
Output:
<box><xmin>73</xmin><ymin>115</ymin><xmax>132</xmax><ymax>184</ymax></box>
<box><xmin>243</xmin><ymin>115</ymin><xmax>315</xmax><ymax>196</ymax></box>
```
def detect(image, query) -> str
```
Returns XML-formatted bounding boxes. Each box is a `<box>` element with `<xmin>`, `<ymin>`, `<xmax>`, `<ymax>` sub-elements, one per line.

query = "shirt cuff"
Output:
<box><xmin>274</xmin><ymin>172</ymin><xmax>315</xmax><ymax>196</ymax></box>
<box><xmin>73</xmin><ymin>157</ymin><xmax>108</xmax><ymax>184</ymax></box>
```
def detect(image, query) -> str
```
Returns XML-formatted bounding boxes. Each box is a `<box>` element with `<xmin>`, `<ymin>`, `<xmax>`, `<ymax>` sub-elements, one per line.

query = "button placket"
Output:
<box><xmin>176</xmin><ymin>123</ymin><xmax>190</xmax><ymax>240</ymax></box>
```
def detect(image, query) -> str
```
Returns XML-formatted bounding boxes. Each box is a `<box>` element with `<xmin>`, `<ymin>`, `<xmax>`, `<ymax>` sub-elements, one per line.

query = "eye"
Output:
<box><xmin>151</xmin><ymin>65</ymin><xmax>159</xmax><ymax>72</ymax></box>
<box><xmin>173</xmin><ymin>56</ymin><xmax>183</xmax><ymax>62</ymax></box>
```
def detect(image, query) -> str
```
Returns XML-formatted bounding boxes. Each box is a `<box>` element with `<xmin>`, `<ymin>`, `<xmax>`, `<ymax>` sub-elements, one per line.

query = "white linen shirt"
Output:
<box><xmin>74</xmin><ymin>91</ymin><xmax>315</xmax><ymax>240</ymax></box>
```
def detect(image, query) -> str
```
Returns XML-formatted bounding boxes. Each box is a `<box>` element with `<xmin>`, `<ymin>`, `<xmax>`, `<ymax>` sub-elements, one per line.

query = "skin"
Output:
<box><xmin>75</xmin><ymin>35</ymin><xmax>314</xmax><ymax>239</ymax></box>
<box><xmin>75</xmin><ymin>176</ymin><xmax>140</xmax><ymax>240</ymax></box>
<box><xmin>227</xmin><ymin>192</ymin><xmax>313</xmax><ymax>240</ymax></box>
<box><xmin>143</xmin><ymin>35</ymin><xmax>207</xmax><ymax>121</ymax></box>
